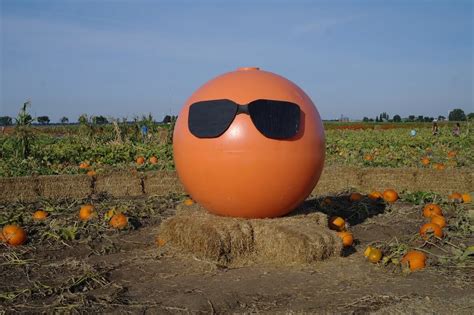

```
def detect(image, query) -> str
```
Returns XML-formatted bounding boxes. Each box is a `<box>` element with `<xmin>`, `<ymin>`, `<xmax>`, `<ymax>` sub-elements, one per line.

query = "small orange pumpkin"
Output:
<box><xmin>33</xmin><ymin>210</ymin><xmax>48</xmax><ymax>221</ymax></box>
<box><xmin>367</xmin><ymin>248</ymin><xmax>382</xmax><ymax>263</ymax></box>
<box><xmin>109</xmin><ymin>213</ymin><xmax>128</xmax><ymax>229</ymax></box>
<box><xmin>183</xmin><ymin>198</ymin><xmax>194</xmax><ymax>206</ymax></box>
<box><xmin>447</xmin><ymin>151</ymin><xmax>457</xmax><ymax>158</ymax></box>
<box><xmin>448</xmin><ymin>192</ymin><xmax>463</xmax><ymax>203</ymax></box>
<box><xmin>434</xmin><ymin>163</ymin><xmax>445</xmax><ymax>170</ymax></box>
<box><xmin>419</xmin><ymin>222</ymin><xmax>443</xmax><ymax>239</ymax></box>
<box><xmin>462</xmin><ymin>193</ymin><xmax>471</xmax><ymax>203</ymax></box>
<box><xmin>364</xmin><ymin>246</ymin><xmax>374</xmax><ymax>257</ymax></box>
<box><xmin>328</xmin><ymin>216</ymin><xmax>346</xmax><ymax>231</ymax></box>
<box><xmin>79</xmin><ymin>161</ymin><xmax>90</xmax><ymax>169</ymax></box>
<box><xmin>349</xmin><ymin>192</ymin><xmax>363</xmax><ymax>202</ymax></box>
<box><xmin>368</xmin><ymin>191</ymin><xmax>383</xmax><ymax>200</ymax></box>
<box><xmin>364</xmin><ymin>154</ymin><xmax>373</xmax><ymax>161</ymax></box>
<box><xmin>337</xmin><ymin>231</ymin><xmax>353</xmax><ymax>247</ymax></box>
<box><xmin>430</xmin><ymin>215</ymin><xmax>446</xmax><ymax>229</ymax></box>
<box><xmin>422</xmin><ymin>204</ymin><xmax>443</xmax><ymax>218</ymax></box>
<box><xmin>421</xmin><ymin>157</ymin><xmax>430</xmax><ymax>166</ymax></box>
<box><xmin>79</xmin><ymin>204</ymin><xmax>96</xmax><ymax>221</ymax></box>
<box><xmin>149</xmin><ymin>156</ymin><xmax>158</xmax><ymax>164</ymax></box>
<box><xmin>383</xmin><ymin>189</ymin><xmax>398</xmax><ymax>203</ymax></box>
<box><xmin>2</xmin><ymin>225</ymin><xmax>27</xmax><ymax>246</ymax></box>
<box><xmin>136</xmin><ymin>156</ymin><xmax>145</xmax><ymax>165</ymax></box>
<box><xmin>86</xmin><ymin>170</ymin><xmax>97</xmax><ymax>177</ymax></box>
<box><xmin>401</xmin><ymin>250</ymin><xmax>426</xmax><ymax>271</ymax></box>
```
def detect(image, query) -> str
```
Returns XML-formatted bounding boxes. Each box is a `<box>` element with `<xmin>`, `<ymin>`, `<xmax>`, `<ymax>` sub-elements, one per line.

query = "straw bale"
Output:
<box><xmin>143</xmin><ymin>171</ymin><xmax>184</xmax><ymax>196</ymax></box>
<box><xmin>37</xmin><ymin>174</ymin><xmax>91</xmax><ymax>199</ymax></box>
<box><xmin>312</xmin><ymin>166</ymin><xmax>359</xmax><ymax>195</ymax></box>
<box><xmin>414</xmin><ymin>168</ymin><xmax>473</xmax><ymax>194</ymax></box>
<box><xmin>160</xmin><ymin>203</ymin><xmax>341</xmax><ymax>266</ymax></box>
<box><xmin>1</xmin><ymin>166</ymin><xmax>472</xmax><ymax>202</ymax></box>
<box><xmin>94</xmin><ymin>172</ymin><xmax>143</xmax><ymax>197</ymax></box>
<box><xmin>252</xmin><ymin>220</ymin><xmax>342</xmax><ymax>265</ymax></box>
<box><xmin>0</xmin><ymin>176</ymin><xmax>38</xmax><ymax>202</ymax></box>
<box><xmin>358</xmin><ymin>168</ymin><xmax>418</xmax><ymax>192</ymax></box>
<box><xmin>160</xmin><ymin>205</ymin><xmax>254</xmax><ymax>264</ymax></box>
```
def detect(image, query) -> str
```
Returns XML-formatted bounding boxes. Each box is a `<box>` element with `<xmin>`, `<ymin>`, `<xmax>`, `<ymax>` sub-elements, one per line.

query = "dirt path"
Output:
<box><xmin>86</xmin><ymin>220</ymin><xmax>473</xmax><ymax>314</ymax></box>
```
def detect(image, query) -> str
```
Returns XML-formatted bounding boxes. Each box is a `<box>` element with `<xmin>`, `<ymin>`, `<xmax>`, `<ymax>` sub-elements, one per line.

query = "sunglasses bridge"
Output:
<box><xmin>236</xmin><ymin>105</ymin><xmax>250</xmax><ymax>115</ymax></box>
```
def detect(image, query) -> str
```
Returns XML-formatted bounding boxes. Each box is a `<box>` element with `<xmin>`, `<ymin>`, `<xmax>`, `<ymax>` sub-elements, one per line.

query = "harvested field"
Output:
<box><xmin>1</xmin><ymin>190</ymin><xmax>472</xmax><ymax>313</ymax></box>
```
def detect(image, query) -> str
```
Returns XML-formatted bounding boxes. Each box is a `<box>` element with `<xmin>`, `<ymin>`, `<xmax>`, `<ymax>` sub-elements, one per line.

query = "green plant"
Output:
<box><xmin>13</xmin><ymin>101</ymin><xmax>35</xmax><ymax>159</ymax></box>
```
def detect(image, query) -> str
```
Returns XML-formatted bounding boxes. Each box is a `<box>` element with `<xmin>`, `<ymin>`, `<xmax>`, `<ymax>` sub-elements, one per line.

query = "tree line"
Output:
<box><xmin>362</xmin><ymin>108</ymin><xmax>471</xmax><ymax>123</ymax></box>
<box><xmin>0</xmin><ymin>113</ymin><xmax>178</xmax><ymax>126</ymax></box>
<box><xmin>0</xmin><ymin>106</ymin><xmax>472</xmax><ymax>126</ymax></box>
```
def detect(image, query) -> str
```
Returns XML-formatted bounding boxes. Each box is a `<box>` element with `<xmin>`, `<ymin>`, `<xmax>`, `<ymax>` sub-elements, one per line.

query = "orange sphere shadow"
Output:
<box><xmin>173</xmin><ymin>68</ymin><xmax>325</xmax><ymax>218</ymax></box>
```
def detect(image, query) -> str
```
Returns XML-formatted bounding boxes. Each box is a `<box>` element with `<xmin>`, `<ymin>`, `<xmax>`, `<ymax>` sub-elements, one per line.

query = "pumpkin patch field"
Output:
<box><xmin>0</xmin><ymin>122</ymin><xmax>473</xmax><ymax>177</ymax></box>
<box><xmin>0</xmin><ymin>190</ymin><xmax>473</xmax><ymax>313</ymax></box>
<box><xmin>0</xmin><ymin>122</ymin><xmax>473</xmax><ymax>313</ymax></box>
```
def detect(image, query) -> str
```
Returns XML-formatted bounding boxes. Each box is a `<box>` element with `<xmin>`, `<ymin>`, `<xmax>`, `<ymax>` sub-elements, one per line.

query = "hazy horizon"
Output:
<box><xmin>1</xmin><ymin>0</ymin><xmax>473</xmax><ymax>122</ymax></box>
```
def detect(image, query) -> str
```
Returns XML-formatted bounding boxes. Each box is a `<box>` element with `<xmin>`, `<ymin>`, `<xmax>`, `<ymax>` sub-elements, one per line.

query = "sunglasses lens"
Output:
<box><xmin>248</xmin><ymin>100</ymin><xmax>301</xmax><ymax>139</ymax></box>
<box><xmin>188</xmin><ymin>99</ymin><xmax>238</xmax><ymax>138</ymax></box>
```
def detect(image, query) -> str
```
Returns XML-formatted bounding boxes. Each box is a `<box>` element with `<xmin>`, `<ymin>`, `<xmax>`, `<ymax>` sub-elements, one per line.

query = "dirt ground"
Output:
<box><xmin>1</xmin><ymin>192</ymin><xmax>473</xmax><ymax>314</ymax></box>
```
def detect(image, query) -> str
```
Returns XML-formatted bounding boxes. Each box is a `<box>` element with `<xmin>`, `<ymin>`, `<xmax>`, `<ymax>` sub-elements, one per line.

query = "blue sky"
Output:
<box><xmin>1</xmin><ymin>0</ymin><xmax>472</xmax><ymax>122</ymax></box>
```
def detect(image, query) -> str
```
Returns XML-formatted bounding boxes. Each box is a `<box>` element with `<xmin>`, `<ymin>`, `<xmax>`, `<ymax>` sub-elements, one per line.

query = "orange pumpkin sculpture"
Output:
<box><xmin>173</xmin><ymin>67</ymin><xmax>325</xmax><ymax>218</ymax></box>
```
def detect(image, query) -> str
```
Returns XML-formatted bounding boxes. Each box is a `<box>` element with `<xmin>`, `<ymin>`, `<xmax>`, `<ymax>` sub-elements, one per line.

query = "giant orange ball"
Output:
<box><xmin>173</xmin><ymin>67</ymin><xmax>325</xmax><ymax>218</ymax></box>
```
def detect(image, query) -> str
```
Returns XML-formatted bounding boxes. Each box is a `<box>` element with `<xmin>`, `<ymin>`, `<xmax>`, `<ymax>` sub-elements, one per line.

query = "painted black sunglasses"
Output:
<box><xmin>188</xmin><ymin>99</ymin><xmax>301</xmax><ymax>139</ymax></box>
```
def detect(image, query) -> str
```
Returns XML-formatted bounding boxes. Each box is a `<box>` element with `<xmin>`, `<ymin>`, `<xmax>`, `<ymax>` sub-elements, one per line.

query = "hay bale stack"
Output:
<box><xmin>312</xmin><ymin>166</ymin><xmax>360</xmax><ymax>195</ymax></box>
<box><xmin>0</xmin><ymin>176</ymin><xmax>38</xmax><ymax>202</ymax></box>
<box><xmin>159</xmin><ymin>203</ymin><xmax>342</xmax><ymax>266</ymax></box>
<box><xmin>143</xmin><ymin>171</ymin><xmax>185</xmax><ymax>196</ymax></box>
<box><xmin>252</xmin><ymin>220</ymin><xmax>342</xmax><ymax>265</ymax></box>
<box><xmin>94</xmin><ymin>172</ymin><xmax>143</xmax><ymax>197</ymax></box>
<box><xmin>358</xmin><ymin>168</ymin><xmax>418</xmax><ymax>192</ymax></box>
<box><xmin>161</xmin><ymin>204</ymin><xmax>254</xmax><ymax>264</ymax></box>
<box><xmin>37</xmin><ymin>174</ymin><xmax>92</xmax><ymax>199</ymax></box>
<box><xmin>414</xmin><ymin>168</ymin><xmax>472</xmax><ymax>194</ymax></box>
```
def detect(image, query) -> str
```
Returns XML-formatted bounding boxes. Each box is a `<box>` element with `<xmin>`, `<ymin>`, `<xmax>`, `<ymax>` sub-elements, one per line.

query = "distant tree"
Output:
<box><xmin>37</xmin><ymin>116</ymin><xmax>50</xmax><ymax>125</ymax></box>
<box><xmin>393</xmin><ymin>115</ymin><xmax>401</xmax><ymax>122</ymax></box>
<box><xmin>378</xmin><ymin>112</ymin><xmax>389</xmax><ymax>121</ymax></box>
<box><xmin>416</xmin><ymin>115</ymin><xmax>424</xmax><ymax>122</ymax></box>
<box><xmin>438</xmin><ymin>115</ymin><xmax>446</xmax><ymax>121</ymax></box>
<box><xmin>375</xmin><ymin>116</ymin><xmax>379</xmax><ymax>122</ymax></box>
<box><xmin>362</xmin><ymin>117</ymin><xmax>369</xmax><ymax>122</ymax></box>
<box><xmin>448</xmin><ymin>108</ymin><xmax>466</xmax><ymax>121</ymax></box>
<box><xmin>408</xmin><ymin>115</ymin><xmax>415</xmax><ymax>122</ymax></box>
<box><xmin>468</xmin><ymin>113</ymin><xmax>474</xmax><ymax>120</ymax></box>
<box><xmin>0</xmin><ymin>116</ymin><xmax>13</xmax><ymax>126</ymax></box>
<box><xmin>368</xmin><ymin>118</ymin><xmax>374</xmax><ymax>122</ymax></box>
<box><xmin>162</xmin><ymin>115</ymin><xmax>172</xmax><ymax>124</ymax></box>
<box><xmin>78</xmin><ymin>114</ymin><xmax>89</xmax><ymax>125</ymax></box>
<box><xmin>423</xmin><ymin>116</ymin><xmax>432</xmax><ymax>122</ymax></box>
<box><xmin>92</xmin><ymin>115</ymin><xmax>108</xmax><ymax>125</ymax></box>
<box><xmin>60</xmin><ymin>116</ymin><xmax>69</xmax><ymax>124</ymax></box>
